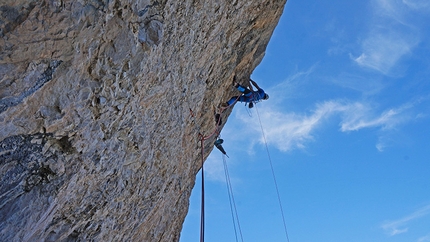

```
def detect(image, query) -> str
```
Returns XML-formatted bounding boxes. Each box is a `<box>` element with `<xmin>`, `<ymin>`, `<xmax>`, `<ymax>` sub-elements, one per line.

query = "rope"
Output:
<box><xmin>202</xmin><ymin>104</ymin><xmax>230</xmax><ymax>141</ymax></box>
<box><xmin>197</xmin><ymin>96</ymin><xmax>237</xmax><ymax>242</ymax></box>
<box><xmin>200</xmin><ymin>137</ymin><xmax>205</xmax><ymax>242</ymax></box>
<box><xmin>245</xmin><ymin>103</ymin><xmax>253</xmax><ymax>117</ymax></box>
<box><xmin>255</xmin><ymin>105</ymin><xmax>290</xmax><ymax>242</ymax></box>
<box><xmin>209</xmin><ymin>84</ymin><xmax>261</xmax><ymax>133</ymax></box>
<box><xmin>222</xmin><ymin>154</ymin><xmax>244</xmax><ymax>242</ymax></box>
<box><xmin>195</xmin><ymin>87</ymin><xmax>247</xmax><ymax>242</ymax></box>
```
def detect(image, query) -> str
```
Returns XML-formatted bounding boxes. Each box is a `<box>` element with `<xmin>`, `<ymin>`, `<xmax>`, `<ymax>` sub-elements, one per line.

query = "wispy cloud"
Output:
<box><xmin>205</xmin><ymin>154</ymin><xmax>227</xmax><ymax>183</ymax></box>
<box><xmin>375</xmin><ymin>0</ymin><xmax>407</xmax><ymax>23</ymax></box>
<box><xmin>339</xmin><ymin>101</ymin><xmax>414</xmax><ymax>131</ymax></box>
<box><xmin>376</xmin><ymin>135</ymin><xmax>390</xmax><ymax>152</ymax></box>
<box><xmin>236</xmin><ymin>98</ymin><xmax>421</xmax><ymax>152</ymax></box>
<box><xmin>328</xmin><ymin>72</ymin><xmax>385</xmax><ymax>96</ymax></box>
<box><xmin>402</xmin><ymin>0</ymin><xmax>430</xmax><ymax>11</ymax></box>
<box><xmin>353</xmin><ymin>33</ymin><xmax>416</xmax><ymax>75</ymax></box>
<box><xmin>238</xmin><ymin>101</ymin><xmax>348</xmax><ymax>151</ymax></box>
<box><xmin>205</xmin><ymin>150</ymin><xmax>243</xmax><ymax>186</ymax></box>
<box><xmin>236</xmin><ymin>101</ymin><xmax>348</xmax><ymax>151</ymax></box>
<box><xmin>352</xmin><ymin>0</ymin><xmax>420</xmax><ymax>75</ymax></box>
<box><xmin>268</xmin><ymin>65</ymin><xmax>318</xmax><ymax>104</ymax></box>
<box><xmin>418</xmin><ymin>233</ymin><xmax>430</xmax><ymax>242</ymax></box>
<box><xmin>381</xmin><ymin>204</ymin><xmax>430</xmax><ymax>236</ymax></box>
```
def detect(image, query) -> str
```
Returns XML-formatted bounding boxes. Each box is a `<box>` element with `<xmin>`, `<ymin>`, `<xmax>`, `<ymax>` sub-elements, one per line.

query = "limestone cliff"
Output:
<box><xmin>0</xmin><ymin>0</ymin><xmax>286</xmax><ymax>241</ymax></box>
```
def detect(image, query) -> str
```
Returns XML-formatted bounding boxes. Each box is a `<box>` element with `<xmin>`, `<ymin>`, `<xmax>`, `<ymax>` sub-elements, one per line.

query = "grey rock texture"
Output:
<box><xmin>0</xmin><ymin>0</ymin><xmax>286</xmax><ymax>241</ymax></box>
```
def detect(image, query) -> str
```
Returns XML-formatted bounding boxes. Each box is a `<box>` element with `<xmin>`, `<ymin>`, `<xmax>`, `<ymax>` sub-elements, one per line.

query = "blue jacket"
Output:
<box><xmin>227</xmin><ymin>86</ymin><xmax>266</xmax><ymax>105</ymax></box>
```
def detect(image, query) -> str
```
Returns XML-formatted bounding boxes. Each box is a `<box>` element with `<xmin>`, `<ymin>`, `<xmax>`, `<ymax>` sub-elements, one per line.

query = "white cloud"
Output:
<box><xmin>340</xmin><ymin>104</ymin><xmax>410</xmax><ymax>131</ymax></box>
<box><xmin>236</xmin><ymin>101</ymin><xmax>353</xmax><ymax>151</ymax></box>
<box><xmin>353</xmin><ymin>33</ymin><xmax>415</xmax><ymax>75</ymax></box>
<box><xmin>353</xmin><ymin>0</ymin><xmax>421</xmax><ymax>75</ymax></box>
<box><xmin>238</xmin><ymin>101</ymin><xmax>349</xmax><ymax>151</ymax></box>
<box><xmin>376</xmin><ymin>136</ymin><xmax>389</xmax><ymax>152</ymax></box>
<box><xmin>381</xmin><ymin>204</ymin><xmax>430</xmax><ymax>236</ymax></box>
<box><xmin>234</xmin><ymin>98</ymin><xmax>420</xmax><ymax>152</ymax></box>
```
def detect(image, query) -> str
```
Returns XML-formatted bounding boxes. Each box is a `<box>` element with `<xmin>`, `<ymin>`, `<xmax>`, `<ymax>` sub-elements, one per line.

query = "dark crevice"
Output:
<box><xmin>0</xmin><ymin>60</ymin><xmax>63</xmax><ymax>114</ymax></box>
<box><xmin>0</xmin><ymin>133</ymin><xmax>72</xmax><ymax>195</ymax></box>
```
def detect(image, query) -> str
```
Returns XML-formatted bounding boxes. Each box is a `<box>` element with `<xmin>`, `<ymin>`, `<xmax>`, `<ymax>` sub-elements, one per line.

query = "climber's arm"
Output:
<box><xmin>249</xmin><ymin>79</ymin><xmax>261</xmax><ymax>90</ymax></box>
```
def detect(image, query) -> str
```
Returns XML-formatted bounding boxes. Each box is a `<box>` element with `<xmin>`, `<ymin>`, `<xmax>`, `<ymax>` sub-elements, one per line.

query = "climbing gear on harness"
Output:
<box><xmin>214</xmin><ymin>111</ymin><xmax>223</xmax><ymax>126</ymax></box>
<box><xmin>221</xmin><ymin>103</ymin><xmax>229</xmax><ymax>108</ymax></box>
<box><xmin>232</xmin><ymin>75</ymin><xmax>238</xmax><ymax>87</ymax></box>
<box><xmin>215</xmin><ymin>113</ymin><xmax>222</xmax><ymax>126</ymax></box>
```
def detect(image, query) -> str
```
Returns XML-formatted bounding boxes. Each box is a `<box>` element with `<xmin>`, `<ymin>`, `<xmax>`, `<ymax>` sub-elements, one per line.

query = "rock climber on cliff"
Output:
<box><xmin>222</xmin><ymin>77</ymin><xmax>269</xmax><ymax>108</ymax></box>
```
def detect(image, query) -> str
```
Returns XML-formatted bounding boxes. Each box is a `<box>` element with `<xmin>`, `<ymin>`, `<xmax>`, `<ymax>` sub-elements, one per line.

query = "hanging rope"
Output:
<box><xmin>222</xmin><ymin>154</ymin><xmax>244</xmax><ymax>242</ymax></box>
<box><xmin>245</xmin><ymin>103</ymin><xmax>253</xmax><ymax>117</ymax></box>
<box><xmin>200</xmin><ymin>137</ymin><xmax>205</xmax><ymax>242</ymax></box>
<box><xmin>255</xmin><ymin>105</ymin><xmax>290</xmax><ymax>242</ymax></box>
<box><xmin>197</xmin><ymin>103</ymin><xmax>228</xmax><ymax>242</ymax></box>
<box><xmin>196</xmin><ymin>91</ymin><xmax>242</xmax><ymax>242</ymax></box>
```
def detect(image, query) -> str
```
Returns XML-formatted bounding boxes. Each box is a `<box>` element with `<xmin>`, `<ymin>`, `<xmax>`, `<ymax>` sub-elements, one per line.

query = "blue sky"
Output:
<box><xmin>181</xmin><ymin>0</ymin><xmax>430</xmax><ymax>241</ymax></box>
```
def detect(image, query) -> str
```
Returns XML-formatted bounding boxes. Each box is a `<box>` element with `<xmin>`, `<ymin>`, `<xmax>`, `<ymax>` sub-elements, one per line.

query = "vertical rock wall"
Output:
<box><xmin>0</xmin><ymin>0</ymin><xmax>286</xmax><ymax>241</ymax></box>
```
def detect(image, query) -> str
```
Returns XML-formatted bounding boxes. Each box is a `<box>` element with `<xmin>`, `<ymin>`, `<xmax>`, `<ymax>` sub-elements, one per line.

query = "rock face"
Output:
<box><xmin>0</xmin><ymin>0</ymin><xmax>286</xmax><ymax>241</ymax></box>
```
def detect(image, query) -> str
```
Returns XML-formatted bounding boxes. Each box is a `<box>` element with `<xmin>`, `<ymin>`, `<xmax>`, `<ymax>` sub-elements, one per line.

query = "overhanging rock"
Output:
<box><xmin>0</xmin><ymin>0</ymin><xmax>286</xmax><ymax>241</ymax></box>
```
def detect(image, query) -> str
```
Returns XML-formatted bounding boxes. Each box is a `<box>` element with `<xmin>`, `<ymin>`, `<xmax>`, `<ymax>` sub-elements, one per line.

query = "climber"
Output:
<box><xmin>223</xmin><ymin>77</ymin><xmax>269</xmax><ymax>108</ymax></box>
